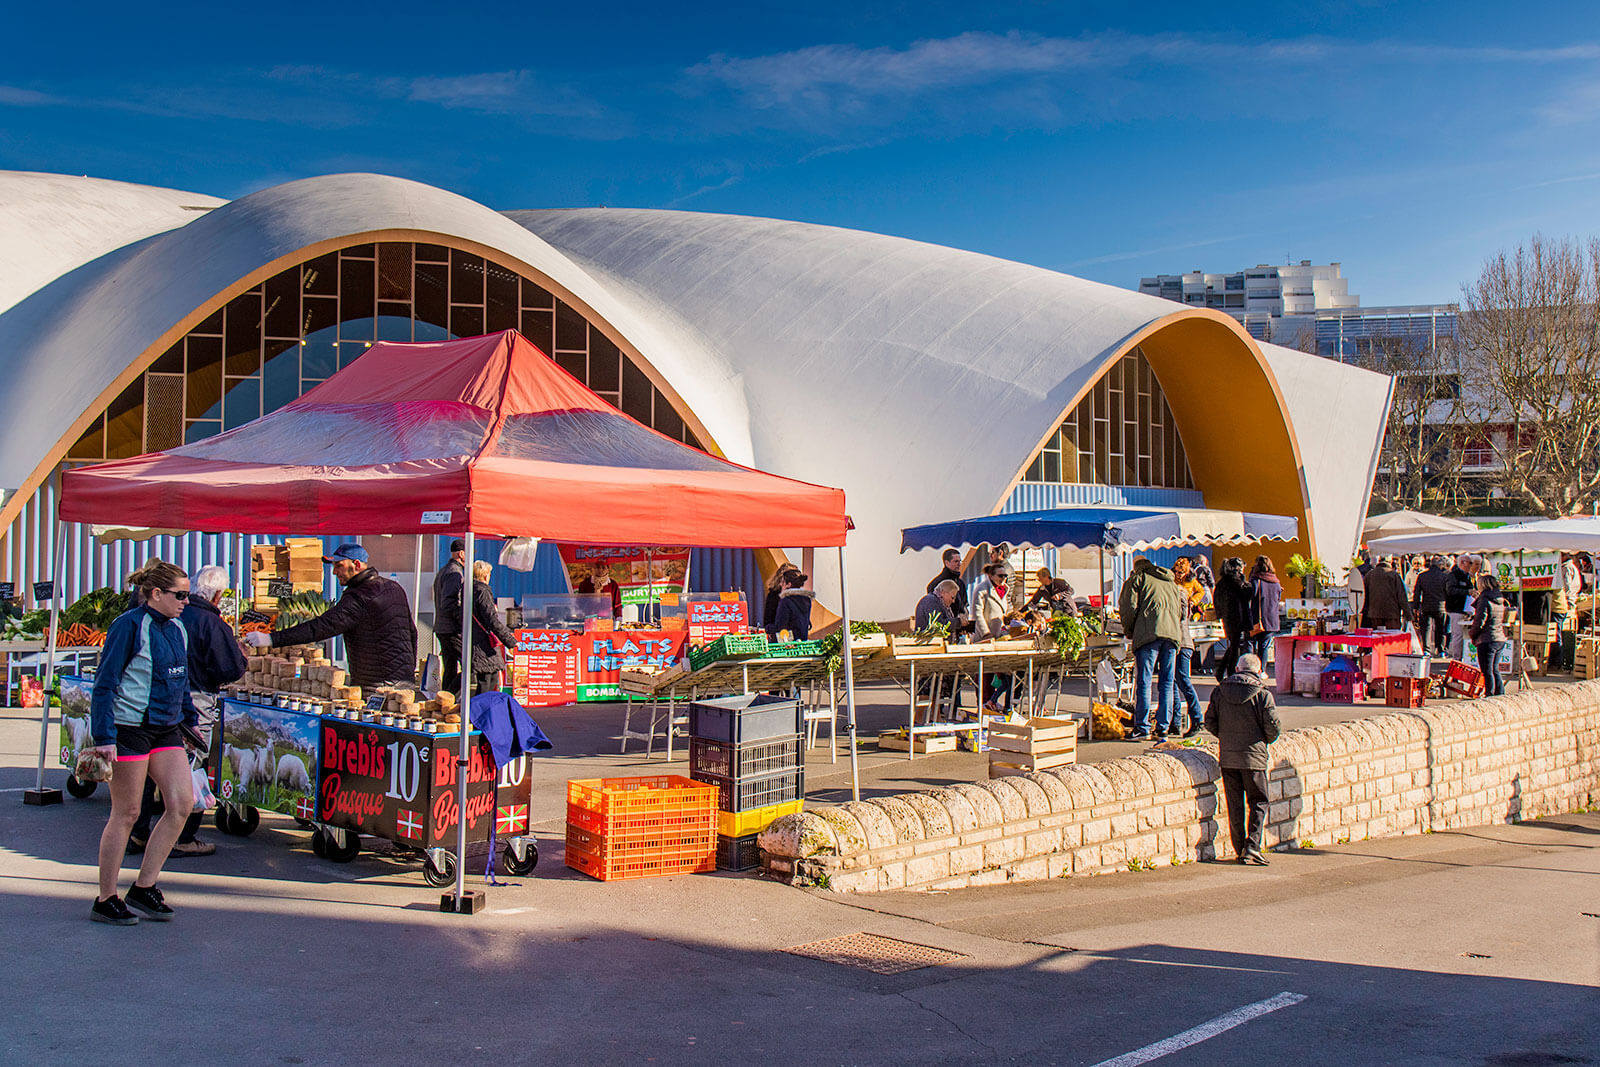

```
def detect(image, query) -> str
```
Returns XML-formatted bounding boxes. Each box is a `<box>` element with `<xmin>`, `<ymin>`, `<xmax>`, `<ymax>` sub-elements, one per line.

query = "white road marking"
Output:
<box><xmin>1090</xmin><ymin>991</ymin><xmax>1308</xmax><ymax>1067</ymax></box>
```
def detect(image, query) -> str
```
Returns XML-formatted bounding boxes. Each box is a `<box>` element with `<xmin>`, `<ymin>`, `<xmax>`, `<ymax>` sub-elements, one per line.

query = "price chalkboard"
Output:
<box><xmin>365</xmin><ymin>693</ymin><xmax>387</xmax><ymax>712</ymax></box>
<box><xmin>266</xmin><ymin>578</ymin><xmax>295</xmax><ymax>599</ymax></box>
<box><xmin>0</xmin><ymin>582</ymin><xmax>14</xmax><ymax>601</ymax></box>
<box><xmin>32</xmin><ymin>581</ymin><xmax>54</xmax><ymax>601</ymax></box>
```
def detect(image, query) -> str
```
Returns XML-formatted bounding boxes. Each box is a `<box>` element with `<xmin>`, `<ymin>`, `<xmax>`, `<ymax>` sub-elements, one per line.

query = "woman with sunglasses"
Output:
<box><xmin>86</xmin><ymin>559</ymin><xmax>200</xmax><ymax>925</ymax></box>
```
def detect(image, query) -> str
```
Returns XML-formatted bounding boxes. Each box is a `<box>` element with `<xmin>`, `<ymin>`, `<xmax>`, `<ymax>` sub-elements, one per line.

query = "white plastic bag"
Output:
<box><xmin>191</xmin><ymin>765</ymin><xmax>217</xmax><ymax>812</ymax></box>
<box><xmin>499</xmin><ymin>537</ymin><xmax>541</xmax><ymax>572</ymax></box>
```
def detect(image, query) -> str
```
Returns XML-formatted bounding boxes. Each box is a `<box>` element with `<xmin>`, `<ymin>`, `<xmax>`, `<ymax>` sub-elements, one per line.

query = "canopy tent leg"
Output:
<box><xmin>25</xmin><ymin>520</ymin><xmax>69</xmax><ymax>806</ymax></box>
<box><xmin>411</xmin><ymin>535</ymin><xmax>424</xmax><ymax>636</ymax></box>
<box><xmin>837</xmin><ymin>546</ymin><xmax>860</xmax><ymax>802</ymax></box>
<box><xmin>1516</xmin><ymin>548</ymin><xmax>1529</xmax><ymax>691</ymax></box>
<box><xmin>442</xmin><ymin>529</ymin><xmax>482</xmax><ymax>914</ymax></box>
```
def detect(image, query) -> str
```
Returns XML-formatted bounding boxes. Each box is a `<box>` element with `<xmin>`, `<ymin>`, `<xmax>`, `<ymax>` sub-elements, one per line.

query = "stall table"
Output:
<box><xmin>1272</xmin><ymin>631</ymin><xmax>1413</xmax><ymax>694</ymax></box>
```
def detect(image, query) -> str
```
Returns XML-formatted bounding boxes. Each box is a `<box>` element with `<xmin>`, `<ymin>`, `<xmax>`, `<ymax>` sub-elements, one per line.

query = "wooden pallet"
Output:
<box><xmin>987</xmin><ymin>716</ymin><xmax>1077</xmax><ymax>776</ymax></box>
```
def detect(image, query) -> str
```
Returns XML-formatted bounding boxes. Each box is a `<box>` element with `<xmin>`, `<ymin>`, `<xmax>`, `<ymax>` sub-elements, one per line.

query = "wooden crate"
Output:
<box><xmin>877</xmin><ymin>730</ymin><xmax>957</xmax><ymax>754</ymax></box>
<box><xmin>890</xmin><ymin>635</ymin><xmax>946</xmax><ymax>655</ymax></box>
<box><xmin>987</xmin><ymin>715</ymin><xmax>1078</xmax><ymax>777</ymax></box>
<box><xmin>1574</xmin><ymin>637</ymin><xmax>1600</xmax><ymax>680</ymax></box>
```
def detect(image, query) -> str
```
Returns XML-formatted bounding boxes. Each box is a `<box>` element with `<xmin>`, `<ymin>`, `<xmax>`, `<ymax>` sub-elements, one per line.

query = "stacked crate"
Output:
<box><xmin>688</xmin><ymin>693</ymin><xmax>805</xmax><ymax>871</ymax></box>
<box><xmin>564</xmin><ymin>775</ymin><xmax>718</xmax><ymax>881</ymax></box>
<box><xmin>251</xmin><ymin>538</ymin><xmax>325</xmax><ymax>609</ymax></box>
<box><xmin>1385</xmin><ymin>677</ymin><xmax>1427</xmax><ymax>709</ymax></box>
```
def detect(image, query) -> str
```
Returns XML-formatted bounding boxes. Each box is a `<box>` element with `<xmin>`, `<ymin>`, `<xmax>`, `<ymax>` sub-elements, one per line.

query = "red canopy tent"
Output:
<box><xmin>60</xmin><ymin>330</ymin><xmax>848</xmax><ymax>545</ymax></box>
<box><xmin>45</xmin><ymin>330</ymin><xmax>862</xmax><ymax>910</ymax></box>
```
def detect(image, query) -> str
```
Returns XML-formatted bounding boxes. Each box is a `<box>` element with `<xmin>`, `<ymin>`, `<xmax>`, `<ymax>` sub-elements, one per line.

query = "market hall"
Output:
<box><xmin>0</xmin><ymin>169</ymin><xmax>1391</xmax><ymax>892</ymax></box>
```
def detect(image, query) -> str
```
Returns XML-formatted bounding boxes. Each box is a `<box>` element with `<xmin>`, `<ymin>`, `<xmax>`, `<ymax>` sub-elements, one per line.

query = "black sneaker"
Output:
<box><xmin>1241</xmin><ymin>849</ymin><xmax>1271</xmax><ymax>866</ymax></box>
<box><xmin>1183</xmin><ymin>722</ymin><xmax>1203</xmax><ymax>739</ymax></box>
<box><xmin>1126</xmin><ymin>731</ymin><xmax>1152</xmax><ymax>741</ymax></box>
<box><xmin>91</xmin><ymin>894</ymin><xmax>139</xmax><ymax>926</ymax></box>
<box><xmin>125</xmin><ymin>884</ymin><xmax>174</xmax><ymax>921</ymax></box>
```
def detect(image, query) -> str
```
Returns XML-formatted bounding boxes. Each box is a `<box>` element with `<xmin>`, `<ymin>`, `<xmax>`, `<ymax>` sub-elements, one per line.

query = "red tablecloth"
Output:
<box><xmin>1273</xmin><ymin>632</ymin><xmax>1413</xmax><ymax>694</ymax></box>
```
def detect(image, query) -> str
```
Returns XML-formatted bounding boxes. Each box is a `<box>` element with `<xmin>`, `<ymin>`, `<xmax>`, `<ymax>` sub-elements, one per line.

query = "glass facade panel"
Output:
<box><xmin>1020</xmin><ymin>346</ymin><xmax>1193</xmax><ymax>490</ymax></box>
<box><xmin>63</xmin><ymin>241</ymin><xmax>704</xmax><ymax>472</ymax></box>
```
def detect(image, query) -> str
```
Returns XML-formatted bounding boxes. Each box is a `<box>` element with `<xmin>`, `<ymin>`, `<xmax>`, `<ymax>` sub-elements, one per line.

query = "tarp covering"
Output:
<box><xmin>1362</xmin><ymin>509</ymin><xmax>1478</xmax><ymax>540</ymax></box>
<box><xmin>1367</xmin><ymin>517</ymin><xmax>1600</xmax><ymax>556</ymax></box>
<box><xmin>900</xmin><ymin>506</ymin><xmax>1300</xmax><ymax>554</ymax></box>
<box><xmin>61</xmin><ymin>331</ymin><xmax>849</xmax><ymax>546</ymax></box>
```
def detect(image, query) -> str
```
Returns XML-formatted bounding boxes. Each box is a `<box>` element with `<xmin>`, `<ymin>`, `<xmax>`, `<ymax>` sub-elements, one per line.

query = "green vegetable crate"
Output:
<box><xmin>687</xmin><ymin>632</ymin><xmax>770</xmax><ymax>672</ymax></box>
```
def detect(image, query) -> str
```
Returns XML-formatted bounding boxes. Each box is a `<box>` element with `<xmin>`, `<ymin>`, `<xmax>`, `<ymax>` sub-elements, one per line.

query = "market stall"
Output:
<box><xmin>899</xmin><ymin>504</ymin><xmax>1301</xmax><ymax>742</ymax></box>
<box><xmin>48</xmin><ymin>329</ymin><xmax>852</xmax><ymax>910</ymax></box>
<box><xmin>1369</xmin><ymin>517</ymin><xmax>1600</xmax><ymax>690</ymax></box>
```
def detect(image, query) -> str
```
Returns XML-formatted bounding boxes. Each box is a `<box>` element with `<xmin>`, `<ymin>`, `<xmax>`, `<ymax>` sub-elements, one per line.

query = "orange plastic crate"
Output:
<box><xmin>566</xmin><ymin>776</ymin><xmax>718</xmax><ymax>840</ymax></box>
<box><xmin>565</xmin><ymin>829</ymin><xmax>716</xmax><ymax>881</ymax></box>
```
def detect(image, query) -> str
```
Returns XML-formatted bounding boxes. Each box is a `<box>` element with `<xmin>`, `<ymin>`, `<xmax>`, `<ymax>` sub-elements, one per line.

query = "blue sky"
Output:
<box><xmin>4</xmin><ymin>2</ymin><xmax>1598</xmax><ymax>305</ymax></box>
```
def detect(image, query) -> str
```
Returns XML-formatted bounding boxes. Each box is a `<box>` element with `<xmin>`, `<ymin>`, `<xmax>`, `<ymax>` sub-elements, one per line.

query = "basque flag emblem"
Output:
<box><xmin>397</xmin><ymin>809</ymin><xmax>423</xmax><ymax>839</ymax></box>
<box><xmin>496</xmin><ymin>804</ymin><xmax>527</xmax><ymax>834</ymax></box>
<box><xmin>295</xmin><ymin>797</ymin><xmax>316</xmax><ymax>821</ymax></box>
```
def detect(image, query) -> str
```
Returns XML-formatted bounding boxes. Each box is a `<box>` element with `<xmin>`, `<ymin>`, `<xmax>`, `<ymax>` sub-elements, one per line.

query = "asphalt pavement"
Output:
<box><xmin>2</xmin><ymin>700</ymin><xmax>1596</xmax><ymax>1065</ymax></box>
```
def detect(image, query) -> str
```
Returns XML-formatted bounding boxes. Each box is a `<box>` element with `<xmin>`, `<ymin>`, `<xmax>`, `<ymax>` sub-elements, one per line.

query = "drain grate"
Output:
<box><xmin>784</xmin><ymin>932</ymin><xmax>968</xmax><ymax>975</ymax></box>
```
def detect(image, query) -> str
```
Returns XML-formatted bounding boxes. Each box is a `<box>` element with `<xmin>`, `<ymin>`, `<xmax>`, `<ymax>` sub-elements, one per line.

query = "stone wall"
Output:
<box><xmin>759</xmin><ymin>682</ymin><xmax>1600</xmax><ymax>893</ymax></box>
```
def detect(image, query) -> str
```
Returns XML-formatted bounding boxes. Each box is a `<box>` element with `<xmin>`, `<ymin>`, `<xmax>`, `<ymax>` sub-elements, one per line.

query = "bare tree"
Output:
<box><xmin>1363</xmin><ymin>332</ymin><xmax>1466</xmax><ymax>510</ymax></box>
<box><xmin>1459</xmin><ymin>235</ymin><xmax>1600</xmax><ymax>516</ymax></box>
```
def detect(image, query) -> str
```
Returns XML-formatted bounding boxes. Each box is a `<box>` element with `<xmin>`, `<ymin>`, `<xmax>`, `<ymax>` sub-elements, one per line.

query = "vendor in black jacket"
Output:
<box><xmin>246</xmin><ymin>543</ymin><xmax>417</xmax><ymax>688</ymax></box>
<box><xmin>1412</xmin><ymin>555</ymin><xmax>1451</xmax><ymax>656</ymax></box>
<box><xmin>927</xmin><ymin>549</ymin><xmax>972</xmax><ymax>636</ymax></box>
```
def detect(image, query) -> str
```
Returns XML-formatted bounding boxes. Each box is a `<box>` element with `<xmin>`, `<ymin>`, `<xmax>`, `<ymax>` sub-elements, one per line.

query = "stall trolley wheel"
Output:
<box><xmin>311</xmin><ymin>826</ymin><xmax>360</xmax><ymax>862</ymax></box>
<box><xmin>236</xmin><ymin>805</ymin><xmax>261</xmax><ymax>836</ymax></box>
<box><xmin>65</xmin><ymin>775</ymin><xmax>98</xmax><ymax>799</ymax></box>
<box><xmin>422</xmin><ymin>848</ymin><xmax>457</xmax><ymax>888</ymax></box>
<box><xmin>214</xmin><ymin>804</ymin><xmax>235</xmax><ymax>834</ymax></box>
<box><xmin>502</xmin><ymin>836</ymin><xmax>539</xmax><ymax>875</ymax></box>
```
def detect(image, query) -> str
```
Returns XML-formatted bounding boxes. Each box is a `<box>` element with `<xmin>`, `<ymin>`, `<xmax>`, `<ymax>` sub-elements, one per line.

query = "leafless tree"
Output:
<box><xmin>1458</xmin><ymin>234</ymin><xmax>1600</xmax><ymax>516</ymax></box>
<box><xmin>1363</xmin><ymin>332</ymin><xmax>1466</xmax><ymax>510</ymax></box>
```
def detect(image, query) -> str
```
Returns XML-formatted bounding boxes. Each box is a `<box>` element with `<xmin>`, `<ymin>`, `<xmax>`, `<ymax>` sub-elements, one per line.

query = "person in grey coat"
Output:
<box><xmin>1204</xmin><ymin>652</ymin><xmax>1282</xmax><ymax>865</ymax></box>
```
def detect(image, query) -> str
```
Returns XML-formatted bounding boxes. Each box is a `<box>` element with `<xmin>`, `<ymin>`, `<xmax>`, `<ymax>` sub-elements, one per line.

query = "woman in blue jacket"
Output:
<box><xmin>87</xmin><ymin>560</ymin><xmax>200</xmax><ymax>926</ymax></box>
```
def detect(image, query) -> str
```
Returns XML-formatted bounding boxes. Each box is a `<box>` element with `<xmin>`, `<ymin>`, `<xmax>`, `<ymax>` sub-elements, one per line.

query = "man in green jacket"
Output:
<box><xmin>1118</xmin><ymin>557</ymin><xmax>1186</xmax><ymax>740</ymax></box>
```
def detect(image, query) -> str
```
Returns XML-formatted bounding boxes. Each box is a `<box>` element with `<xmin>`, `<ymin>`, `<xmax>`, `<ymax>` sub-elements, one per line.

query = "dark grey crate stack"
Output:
<box><xmin>688</xmin><ymin>693</ymin><xmax>804</xmax><ymax>871</ymax></box>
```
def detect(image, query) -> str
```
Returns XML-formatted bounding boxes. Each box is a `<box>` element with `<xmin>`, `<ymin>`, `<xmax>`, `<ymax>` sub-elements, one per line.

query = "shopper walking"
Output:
<box><xmin>433</xmin><ymin>538</ymin><xmax>466</xmax><ymax>694</ymax></box>
<box><xmin>1204</xmin><ymin>652</ymin><xmax>1281</xmax><ymax>865</ymax></box>
<box><xmin>1412</xmin><ymin>555</ymin><xmax>1450</xmax><ymax>656</ymax></box>
<box><xmin>1118</xmin><ymin>557</ymin><xmax>1185</xmax><ymax>741</ymax></box>
<box><xmin>771</xmin><ymin>569</ymin><xmax>816</xmax><ymax>641</ymax></box>
<box><xmin>1247</xmin><ymin>556</ymin><xmax>1283</xmax><ymax>665</ymax></box>
<box><xmin>128</xmin><ymin>564</ymin><xmax>246</xmax><ymax>859</ymax></box>
<box><xmin>762</xmin><ymin>563</ymin><xmax>802</xmax><ymax>635</ymax></box>
<box><xmin>1170</xmin><ymin>558</ymin><xmax>1204</xmax><ymax>737</ymax></box>
<box><xmin>467</xmin><ymin>560</ymin><xmax>519</xmax><ymax>695</ymax></box>
<box><xmin>1471</xmin><ymin>573</ymin><xmax>1512</xmax><ymax>697</ymax></box>
<box><xmin>1444</xmin><ymin>554</ymin><xmax>1480</xmax><ymax>661</ymax></box>
<box><xmin>87</xmin><ymin>560</ymin><xmax>201</xmax><ymax>925</ymax></box>
<box><xmin>1361</xmin><ymin>557</ymin><xmax>1412</xmax><ymax>631</ymax></box>
<box><xmin>1212</xmin><ymin>557</ymin><xmax>1254</xmax><ymax>682</ymax></box>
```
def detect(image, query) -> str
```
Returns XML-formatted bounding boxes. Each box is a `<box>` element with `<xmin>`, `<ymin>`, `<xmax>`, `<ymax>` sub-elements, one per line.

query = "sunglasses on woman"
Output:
<box><xmin>161</xmin><ymin>588</ymin><xmax>190</xmax><ymax>601</ymax></box>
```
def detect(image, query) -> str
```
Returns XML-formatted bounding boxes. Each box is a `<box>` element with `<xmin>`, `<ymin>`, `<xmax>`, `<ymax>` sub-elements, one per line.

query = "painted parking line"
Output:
<box><xmin>1090</xmin><ymin>991</ymin><xmax>1308</xmax><ymax>1067</ymax></box>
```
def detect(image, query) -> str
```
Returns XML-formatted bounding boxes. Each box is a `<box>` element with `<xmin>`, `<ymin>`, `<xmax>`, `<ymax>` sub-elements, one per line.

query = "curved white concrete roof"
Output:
<box><xmin>0</xmin><ymin>172</ymin><xmax>1389</xmax><ymax>618</ymax></box>
<box><xmin>510</xmin><ymin>208</ymin><xmax>1390</xmax><ymax>615</ymax></box>
<box><xmin>0</xmin><ymin>172</ymin><xmax>224</xmax><ymax>315</ymax></box>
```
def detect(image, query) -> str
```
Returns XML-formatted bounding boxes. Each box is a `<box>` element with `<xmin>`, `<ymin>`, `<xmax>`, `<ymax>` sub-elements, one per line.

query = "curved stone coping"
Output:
<box><xmin>759</xmin><ymin>681</ymin><xmax>1600</xmax><ymax>891</ymax></box>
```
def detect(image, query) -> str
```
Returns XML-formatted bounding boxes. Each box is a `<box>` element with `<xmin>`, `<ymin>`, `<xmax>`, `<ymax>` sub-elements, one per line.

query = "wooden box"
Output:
<box><xmin>890</xmin><ymin>635</ymin><xmax>946</xmax><ymax>655</ymax></box>
<box><xmin>877</xmin><ymin>730</ymin><xmax>957</xmax><ymax>754</ymax></box>
<box><xmin>987</xmin><ymin>716</ymin><xmax>1078</xmax><ymax>777</ymax></box>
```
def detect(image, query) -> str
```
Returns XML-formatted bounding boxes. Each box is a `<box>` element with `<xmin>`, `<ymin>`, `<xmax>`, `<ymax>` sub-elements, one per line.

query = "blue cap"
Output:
<box><xmin>322</xmin><ymin>543</ymin><xmax>369</xmax><ymax>564</ymax></box>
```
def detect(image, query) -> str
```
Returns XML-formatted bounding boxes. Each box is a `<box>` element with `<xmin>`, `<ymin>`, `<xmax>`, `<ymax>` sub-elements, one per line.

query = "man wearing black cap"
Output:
<box><xmin>244</xmin><ymin>543</ymin><xmax>418</xmax><ymax>689</ymax></box>
<box><xmin>433</xmin><ymin>538</ymin><xmax>467</xmax><ymax>693</ymax></box>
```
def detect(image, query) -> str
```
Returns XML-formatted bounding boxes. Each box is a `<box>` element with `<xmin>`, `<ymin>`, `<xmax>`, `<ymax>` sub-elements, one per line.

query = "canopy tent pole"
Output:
<box><xmin>837</xmin><ymin>546</ymin><xmax>860</xmax><ymax>802</ymax></box>
<box><xmin>26</xmin><ymin>519</ymin><xmax>69</xmax><ymax>805</ymax></box>
<box><xmin>235</xmin><ymin>533</ymin><xmax>247</xmax><ymax>626</ymax></box>
<box><xmin>451</xmin><ymin>530</ymin><xmax>476</xmax><ymax>910</ymax></box>
<box><xmin>1516</xmin><ymin>549</ymin><xmax>1529</xmax><ymax>691</ymax></box>
<box><xmin>410</xmin><ymin>535</ymin><xmax>424</xmax><ymax>636</ymax></box>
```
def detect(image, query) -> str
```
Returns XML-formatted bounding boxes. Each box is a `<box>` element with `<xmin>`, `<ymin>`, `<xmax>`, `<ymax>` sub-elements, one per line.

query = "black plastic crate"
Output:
<box><xmin>689</xmin><ymin>736</ymin><xmax>802</xmax><ymax>781</ymax></box>
<box><xmin>693</xmin><ymin>766</ymin><xmax>805</xmax><ymax>813</ymax></box>
<box><xmin>716</xmin><ymin>832</ymin><xmax>762</xmax><ymax>871</ymax></box>
<box><xmin>688</xmin><ymin>693</ymin><xmax>803</xmax><ymax>744</ymax></box>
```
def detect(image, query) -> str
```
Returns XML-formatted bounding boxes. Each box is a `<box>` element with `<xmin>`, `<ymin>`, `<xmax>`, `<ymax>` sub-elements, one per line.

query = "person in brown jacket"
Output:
<box><xmin>1204</xmin><ymin>652</ymin><xmax>1282</xmax><ymax>865</ymax></box>
<box><xmin>1360</xmin><ymin>557</ymin><xmax>1413</xmax><ymax>631</ymax></box>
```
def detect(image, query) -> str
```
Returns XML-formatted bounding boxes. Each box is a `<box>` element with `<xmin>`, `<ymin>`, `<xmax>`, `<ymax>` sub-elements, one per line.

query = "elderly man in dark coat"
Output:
<box><xmin>1204</xmin><ymin>652</ymin><xmax>1282</xmax><ymax>865</ymax></box>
